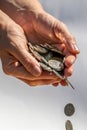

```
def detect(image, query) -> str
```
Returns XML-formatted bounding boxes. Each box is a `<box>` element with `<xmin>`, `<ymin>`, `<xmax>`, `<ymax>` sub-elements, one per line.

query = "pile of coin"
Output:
<box><xmin>64</xmin><ymin>103</ymin><xmax>75</xmax><ymax>130</ymax></box>
<box><xmin>28</xmin><ymin>42</ymin><xmax>75</xmax><ymax>89</ymax></box>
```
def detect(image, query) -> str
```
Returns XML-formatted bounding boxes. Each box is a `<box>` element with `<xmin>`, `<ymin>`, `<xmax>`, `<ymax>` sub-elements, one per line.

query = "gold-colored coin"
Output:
<box><xmin>65</xmin><ymin>120</ymin><xmax>73</xmax><ymax>130</ymax></box>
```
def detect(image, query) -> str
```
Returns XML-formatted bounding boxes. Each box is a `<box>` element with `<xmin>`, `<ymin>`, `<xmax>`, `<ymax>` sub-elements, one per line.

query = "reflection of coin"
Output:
<box><xmin>64</xmin><ymin>103</ymin><xmax>75</xmax><ymax>116</ymax></box>
<box><xmin>65</xmin><ymin>120</ymin><xmax>73</xmax><ymax>130</ymax></box>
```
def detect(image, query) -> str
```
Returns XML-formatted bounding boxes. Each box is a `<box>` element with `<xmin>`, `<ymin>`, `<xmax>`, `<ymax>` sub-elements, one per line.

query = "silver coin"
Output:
<box><xmin>64</xmin><ymin>103</ymin><xmax>75</xmax><ymax>116</ymax></box>
<box><xmin>48</xmin><ymin>58</ymin><xmax>64</xmax><ymax>71</ymax></box>
<box><xmin>65</xmin><ymin>120</ymin><xmax>73</xmax><ymax>130</ymax></box>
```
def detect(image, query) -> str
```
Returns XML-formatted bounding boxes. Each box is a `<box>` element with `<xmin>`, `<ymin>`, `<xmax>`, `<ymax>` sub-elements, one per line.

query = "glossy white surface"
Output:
<box><xmin>0</xmin><ymin>0</ymin><xmax>87</xmax><ymax>130</ymax></box>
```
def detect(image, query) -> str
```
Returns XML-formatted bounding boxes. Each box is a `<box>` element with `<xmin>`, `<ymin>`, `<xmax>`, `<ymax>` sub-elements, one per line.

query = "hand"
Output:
<box><xmin>0</xmin><ymin>10</ymin><xmax>61</xmax><ymax>86</ymax></box>
<box><xmin>17</xmin><ymin>10</ymin><xmax>80</xmax><ymax>86</ymax></box>
<box><xmin>0</xmin><ymin>0</ymin><xmax>80</xmax><ymax>86</ymax></box>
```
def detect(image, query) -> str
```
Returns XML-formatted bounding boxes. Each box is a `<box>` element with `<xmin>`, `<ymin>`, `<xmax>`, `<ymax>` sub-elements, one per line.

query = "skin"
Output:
<box><xmin>0</xmin><ymin>10</ymin><xmax>61</xmax><ymax>86</ymax></box>
<box><xmin>0</xmin><ymin>0</ymin><xmax>80</xmax><ymax>87</ymax></box>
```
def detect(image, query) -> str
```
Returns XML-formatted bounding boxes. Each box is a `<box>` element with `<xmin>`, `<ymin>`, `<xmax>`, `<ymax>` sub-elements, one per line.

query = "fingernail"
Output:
<box><xmin>33</xmin><ymin>66</ymin><xmax>42</xmax><ymax>76</ymax></box>
<box><xmin>73</xmin><ymin>44</ymin><xmax>79</xmax><ymax>50</ymax></box>
<box><xmin>72</xmin><ymin>44</ymin><xmax>80</xmax><ymax>53</ymax></box>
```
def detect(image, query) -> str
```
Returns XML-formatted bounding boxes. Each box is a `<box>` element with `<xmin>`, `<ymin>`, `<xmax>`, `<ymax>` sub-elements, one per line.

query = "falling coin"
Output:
<box><xmin>64</xmin><ymin>103</ymin><xmax>75</xmax><ymax>116</ymax></box>
<box><xmin>65</xmin><ymin>120</ymin><xmax>73</xmax><ymax>130</ymax></box>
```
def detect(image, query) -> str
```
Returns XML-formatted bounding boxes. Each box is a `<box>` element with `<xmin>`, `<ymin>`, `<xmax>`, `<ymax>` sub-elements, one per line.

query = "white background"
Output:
<box><xmin>0</xmin><ymin>0</ymin><xmax>87</xmax><ymax>130</ymax></box>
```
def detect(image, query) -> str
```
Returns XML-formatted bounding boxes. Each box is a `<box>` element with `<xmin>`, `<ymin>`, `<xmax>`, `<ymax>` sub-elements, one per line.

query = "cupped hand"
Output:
<box><xmin>17</xmin><ymin>10</ymin><xmax>80</xmax><ymax>86</ymax></box>
<box><xmin>0</xmin><ymin>11</ymin><xmax>61</xmax><ymax>86</ymax></box>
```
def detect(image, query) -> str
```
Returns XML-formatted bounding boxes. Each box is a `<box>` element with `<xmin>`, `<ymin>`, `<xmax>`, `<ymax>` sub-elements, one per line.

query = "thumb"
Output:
<box><xmin>11</xmin><ymin>45</ymin><xmax>42</xmax><ymax>77</ymax></box>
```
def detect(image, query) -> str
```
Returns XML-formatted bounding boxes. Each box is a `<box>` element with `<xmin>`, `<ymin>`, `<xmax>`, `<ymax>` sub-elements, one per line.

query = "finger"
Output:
<box><xmin>1</xmin><ymin>54</ymin><xmax>59</xmax><ymax>80</ymax></box>
<box><xmin>60</xmin><ymin>80</ymin><xmax>68</xmax><ymax>86</ymax></box>
<box><xmin>54</xmin><ymin>20</ymin><xmax>80</xmax><ymax>54</ymax></box>
<box><xmin>35</xmin><ymin>13</ymin><xmax>80</xmax><ymax>54</ymax></box>
<box><xmin>64</xmin><ymin>53</ymin><xmax>76</xmax><ymax>67</ymax></box>
<box><xmin>9</xmin><ymin>42</ymin><xmax>42</xmax><ymax>77</ymax></box>
<box><xmin>64</xmin><ymin>65</ymin><xmax>73</xmax><ymax>77</ymax></box>
<box><xmin>34</xmin><ymin>12</ymin><xmax>80</xmax><ymax>54</ymax></box>
<box><xmin>15</xmin><ymin>67</ymin><xmax>59</xmax><ymax>80</ymax></box>
<box><xmin>18</xmin><ymin>78</ymin><xmax>60</xmax><ymax>87</ymax></box>
<box><xmin>52</xmin><ymin>83</ymin><xmax>59</xmax><ymax>87</ymax></box>
<box><xmin>52</xmin><ymin>43</ymin><xmax>66</xmax><ymax>53</ymax></box>
<box><xmin>6</xmin><ymin>30</ymin><xmax>42</xmax><ymax>77</ymax></box>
